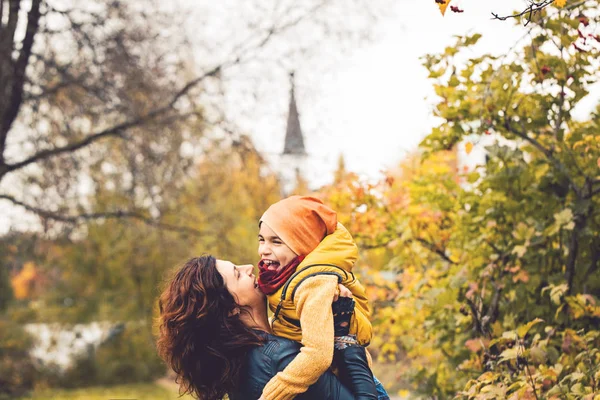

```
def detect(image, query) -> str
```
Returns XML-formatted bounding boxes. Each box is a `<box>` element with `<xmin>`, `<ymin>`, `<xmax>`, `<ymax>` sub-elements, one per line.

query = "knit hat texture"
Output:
<box><xmin>260</xmin><ymin>195</ymin><xmax>337</xmax><ymax>256</ymax></box>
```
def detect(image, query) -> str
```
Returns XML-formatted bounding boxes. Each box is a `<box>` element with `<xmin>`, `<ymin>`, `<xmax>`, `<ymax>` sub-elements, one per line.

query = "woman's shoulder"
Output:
<box><xmin>245</xmin><ymin>332</ymin><xmax>303</xmax><ymax>374</ymax></box>
<box><xmin>230</xmin><ymin>333</ymin><xmax>302</xmax><ymax>400</ymax></box>
<box><xmin>253</xmin><ymin>331</ymin><xmax>301</xmax><ymax>359</ymax></box>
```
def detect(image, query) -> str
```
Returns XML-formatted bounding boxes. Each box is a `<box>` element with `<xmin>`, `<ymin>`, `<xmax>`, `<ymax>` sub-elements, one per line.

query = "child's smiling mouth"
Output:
<box><xmin>261</xmin><ymin>259</ymin><xmax>281</xmax><ymax>271</ymax></box>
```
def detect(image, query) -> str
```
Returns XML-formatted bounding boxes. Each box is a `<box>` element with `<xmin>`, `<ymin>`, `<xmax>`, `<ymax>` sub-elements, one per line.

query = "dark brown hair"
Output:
<box><xmin>156</xmin><ymin>255</ymin><xmax>264</xmax><ymax>400</ymax></box>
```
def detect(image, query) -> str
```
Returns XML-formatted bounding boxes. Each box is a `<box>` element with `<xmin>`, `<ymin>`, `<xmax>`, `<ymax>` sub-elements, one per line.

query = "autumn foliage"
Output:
<box><xmin>322</xmin><ymin>1</ymin><xmax>600</xmax><ymax>398</ymax></box>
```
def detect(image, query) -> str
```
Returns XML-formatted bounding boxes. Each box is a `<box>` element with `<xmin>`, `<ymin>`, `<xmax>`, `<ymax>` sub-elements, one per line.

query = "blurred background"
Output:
<box><xmin>1</xmin><ymin>0</ymin><xmax>599</xmax><ymax>399</ymax></box>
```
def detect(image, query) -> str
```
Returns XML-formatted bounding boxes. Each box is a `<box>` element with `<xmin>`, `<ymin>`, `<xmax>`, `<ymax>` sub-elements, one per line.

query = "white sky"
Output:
<box><xmin>217</xmin><ymin>0</ymin><xmax>529</xmax><ymax>185</ymax></box>
<box><xmin>203</xmin><ymin>0</ymin><xmax>599</xmax><ymax>186</ymax></box>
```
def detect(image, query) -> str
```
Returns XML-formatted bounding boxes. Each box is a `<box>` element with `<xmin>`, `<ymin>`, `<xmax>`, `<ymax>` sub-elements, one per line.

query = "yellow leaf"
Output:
<box><xmin>554</xmin><ymin>0</ymin><xmax>567</xmax><ymax>7</ymax></box>
<box><xmin>438</xmin><ymin>0</ymin><xmax>451</xmax><ymax>16</ymax></box>
<box><xmin>11</xmin><ymin>262</ymin><xmax>38</xmax><ymax>300</ymax></box>
<box><xmin>516</xmin><ymin>318</ymin><xmax>543</xmax><ymax>337</ymax></box>
<box><xmin>465</xmin><ymin>141</ymin><xmax>474</xmax><ymax>154</ymax></box>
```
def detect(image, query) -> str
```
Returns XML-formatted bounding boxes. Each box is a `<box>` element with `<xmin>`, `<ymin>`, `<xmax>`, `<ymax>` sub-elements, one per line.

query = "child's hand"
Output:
<box><xmin>333</xmin><ymin>283</ymin><xmax>352</xmax><ymax>302</ymax></box>
<box><xmin>332</xmin><ymin>296</ymin><xmax>355</xmax><ymax>337</ymax></box>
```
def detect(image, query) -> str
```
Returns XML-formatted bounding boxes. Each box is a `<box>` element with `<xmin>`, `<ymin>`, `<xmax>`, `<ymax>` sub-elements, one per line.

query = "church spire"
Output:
<box><xmin>283</xmin><ymin>72</ymin><xmax>306</xmax><ymax>155</ymax></box>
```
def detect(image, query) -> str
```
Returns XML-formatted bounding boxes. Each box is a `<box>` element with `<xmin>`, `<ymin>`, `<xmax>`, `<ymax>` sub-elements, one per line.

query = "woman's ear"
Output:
<box><xmin>229</xmin><ymin>307</ymin><xmax>241</xmax><ymax>317</ymax></box>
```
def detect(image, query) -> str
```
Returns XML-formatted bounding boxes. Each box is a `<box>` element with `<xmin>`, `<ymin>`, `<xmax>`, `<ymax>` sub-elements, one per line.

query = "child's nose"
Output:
<box><xmin>259</xmin><ymin>243</ymin><xmax>271</xmax><ymax>256</ymax></box>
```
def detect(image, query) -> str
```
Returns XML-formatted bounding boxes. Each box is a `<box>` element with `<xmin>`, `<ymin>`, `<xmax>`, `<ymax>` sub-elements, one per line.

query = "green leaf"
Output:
<box><xmin>549</xmin><ymin>284</ymin><xmax>569</xmax><ymax>305</ymax></box>
<box><xmin>499</xmin><ymin>347</ymin><xmax>519</xmax><ymax>361</ymax></box>
<box><xmin>569</xmin><ymin>372</ymin><xmax>585</xmax><ymax>382</ymax></box>
<box><xmin>516</xmin><ymin>318</ymin><xmax>544</xmax><ymax>338</ymax></box>
<box><xmin>512</xmin><ymin>245</ymin><xmax>528</xmax><ymax>258</ymax></box>
<box><xmin>554</xmin><ymin>208</ymin><xmax>574</xmax><ymax>227</ymax></box>
<box><xmin>467</xmin><ymin>171</ymin><xmax>480</xmax><ymax>184</ymax></box>
<box><xmin>529</xmin><ymin>346</ymin><xmax>547</xmax><ymax>364</ymax></box>
<box><xmin>546</xmin><ymin>385</ymin><xmax>563</xmax><ymax>396</ymax></box>
<box><xmin>502</xmin><ymin>331</ymin><xmax>519</xmax><ymax>341</ymax></box>
<box><xmin>464</xmin><ymin>33</ymin><xmax>483</xmax><ymax>46</ymax></box>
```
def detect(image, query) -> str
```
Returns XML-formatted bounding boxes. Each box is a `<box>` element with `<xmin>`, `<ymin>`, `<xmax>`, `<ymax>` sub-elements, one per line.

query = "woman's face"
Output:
<box><xmin>216</xmin><ymin>260</ymin><xmax>264</xmax><ymax>307</ymax></box>
<box><xmin>258</xmin><ymin>223</ymin><xmax>298</xmax><ymax>270</ymax></box>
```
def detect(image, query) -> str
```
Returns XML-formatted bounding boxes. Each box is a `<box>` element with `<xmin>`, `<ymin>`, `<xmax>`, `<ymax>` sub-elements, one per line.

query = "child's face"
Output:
<box><xmin>258</xmin><ymin>223</ymin><xmax>298</xmax><ymax>270</ymax></box>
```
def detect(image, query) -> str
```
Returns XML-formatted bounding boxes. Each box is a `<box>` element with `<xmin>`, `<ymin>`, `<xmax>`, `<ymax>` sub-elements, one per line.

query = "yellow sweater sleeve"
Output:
<box><xmin>261</xmin><ymin>275</ymin><xmax>338</xmax><ymax>400</ymax></box>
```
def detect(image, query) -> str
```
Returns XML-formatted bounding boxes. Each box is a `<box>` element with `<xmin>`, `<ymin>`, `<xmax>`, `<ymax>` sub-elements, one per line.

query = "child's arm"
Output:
<box><xmin>260</xmin><ymin>275</ymin><xmax>338</xmax><ymax>400</ymax></box>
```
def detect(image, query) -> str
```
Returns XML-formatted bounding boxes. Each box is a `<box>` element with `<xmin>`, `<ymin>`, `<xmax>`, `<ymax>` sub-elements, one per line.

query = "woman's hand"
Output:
<box><xmin>333</xmin><ymin>283</ymin><xmax>352</xmax><ymax>302</ymax></box>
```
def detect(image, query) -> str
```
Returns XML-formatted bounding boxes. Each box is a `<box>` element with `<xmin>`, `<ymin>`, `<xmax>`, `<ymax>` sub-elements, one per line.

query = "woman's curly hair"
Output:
<box><xmin>156</xmin><ymin>255</ymin><xmax>264</xmax><ymax>400</ymax></box>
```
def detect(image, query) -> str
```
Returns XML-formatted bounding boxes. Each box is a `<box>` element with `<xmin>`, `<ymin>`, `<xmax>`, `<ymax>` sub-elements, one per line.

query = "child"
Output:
<box><xmin>257</xmin><ymin>195</ymin><xmax>389</xmax><ymax>400</ymax></box>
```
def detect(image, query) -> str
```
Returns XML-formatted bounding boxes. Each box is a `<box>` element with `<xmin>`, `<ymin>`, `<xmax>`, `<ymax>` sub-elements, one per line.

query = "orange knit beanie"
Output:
<box><xmin>260</xmin><ymin>195</ymin><xmax>337</xmax><ymax>256</ymax></box>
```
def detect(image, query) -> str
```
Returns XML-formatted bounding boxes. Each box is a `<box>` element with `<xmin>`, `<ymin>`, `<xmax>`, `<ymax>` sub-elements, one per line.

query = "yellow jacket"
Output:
<box><xmin>261</xmin><ymin>223</ymin><xmax>373</xmax><ymax>400</ymax></box>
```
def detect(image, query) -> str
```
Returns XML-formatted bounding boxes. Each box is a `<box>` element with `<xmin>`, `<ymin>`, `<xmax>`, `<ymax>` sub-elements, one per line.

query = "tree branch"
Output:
<box><xmin>583</xmin><ymin>238</ymin><xmax>599</xmax><ymax>292</ymax></box>
<box><xmin>0</xmin><ymin>0</ymin><xmax>41</xmax><ymax>156</ymax></box>
<box><xmin>0</xmin><ymin>0</ymin><xmax>21</xmax><ymax>161</ymax></box>
<box><xmin>357</xmin><ymin>232</ymin><xmax>458</xmax><ymax>265</ymax></box>
<box><xmin>466</xmin><ymin>298</ymin><xmax>483</xmax><ymax>335</ymax></box>
<box><xmin>491</xmin><ymin>1</ymin><xmax>554</xmax><ymax>24</ymax></box>
<box><xmin>0</xmin><ymin>0</ymin><xmax>20</xmax><ymax>45</ymax></box>
<box><xmin>483</xmin><ymin>283</ymin><xmax>502</xmax><ymax>328</ymax></box>
<box><xmin>2</xmin><ymin>64</ymin><xmax>221</xmax><ymax>178</ymax></box>
<box><xmin>491</xmin><ymin>0</ymin><xmax>589</xmax><ymax>24</ymax></box>
<box><xmin>503</xmin><ymin>116</ymin><xmax>583</xmax><ymax>198</ymax></box>
<box><xmin>566</xmin><ymin>215</ymin><xmax>587</xmax><ymax>295</ymax></box>
<box><xmin>590</xmin><ymin>179</ymin><xmax>600</xmax><ymax>197</ymax></box>
<box><xmin>0</xmin><ymin>194</ymin><xmax>205</xmax><ymax>236</ymax></box>
<box><xmin>415</xmin><ymin>237</ymin><xmax>458</xmax><ymax>265</ymax></box>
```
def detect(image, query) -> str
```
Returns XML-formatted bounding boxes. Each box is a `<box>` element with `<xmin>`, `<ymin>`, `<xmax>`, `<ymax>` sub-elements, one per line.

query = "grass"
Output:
<box><xmin>18</xmin><ymin>382</ymin><xmax>195</xmax><ymax>400</ymax></box>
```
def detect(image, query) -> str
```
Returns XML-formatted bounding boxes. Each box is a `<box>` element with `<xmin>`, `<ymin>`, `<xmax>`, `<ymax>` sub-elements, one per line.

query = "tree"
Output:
<box><xmin>0</xmin><ymin>0</ymin><xmax>213</xmax><ymax>234</ymax></box>
<box><xmin>35</xmin><ymin>138</ymin><xmax>281</xmax><ymax>323</ymax></box>
<box><xmin>320</xmin><ymin>1</ymin><xmax>600</xmax><ymax>396</ymax></box>
<box><xmin>333</xmin><ymin>154</ymin><xmax>349</xmax><ymax>184</ymax></box>
<box><xmin>0</xmin><ymin>264</ymin><xmax>13</xmax><ymax>312</ymax></box>
<box><xmin>0</xmin><ymin>0</ymin><xmax>393</xmax><ymax>235</ymax></box>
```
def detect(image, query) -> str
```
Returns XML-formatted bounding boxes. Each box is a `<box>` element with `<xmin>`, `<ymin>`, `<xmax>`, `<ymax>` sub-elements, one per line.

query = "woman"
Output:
<box><xmin>156</xmin><ymin>255</ymin><xmax>377</xmax><ymax>400</ymax></box>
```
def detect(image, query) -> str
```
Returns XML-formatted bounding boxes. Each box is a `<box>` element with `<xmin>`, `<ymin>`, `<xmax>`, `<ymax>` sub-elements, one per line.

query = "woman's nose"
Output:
<box><xmin>241</xmin><ymin>264</ymin><xmax>254</xmax><ymax>274</ymax></box>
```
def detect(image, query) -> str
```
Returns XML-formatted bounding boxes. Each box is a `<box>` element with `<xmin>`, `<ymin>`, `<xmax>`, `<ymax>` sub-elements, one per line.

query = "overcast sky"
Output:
<box><xmin>205</xmin><ymin>0</ymin><xmax>599</xmax><ymax>186</ymax></box>
<box><xmin>216</xmin><ymin>0</ymin><xmax>528</xmax><ymax>183</ymax></box>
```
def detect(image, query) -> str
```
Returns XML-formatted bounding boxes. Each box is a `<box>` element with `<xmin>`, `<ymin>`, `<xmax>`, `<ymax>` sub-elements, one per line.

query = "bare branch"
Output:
<box><xmin>229</xmin><ymin>0</ymin><xmax>328</xmax><ymax>61</ymax></box>
<box><xmin>0</xmin><ymin>0</ymin><xmax>20</xmax><ymax>45</ymax></box>
<box><xmin>0</xmin><ymin>0</ymin><xmax>41</xmax><ymax>155</ymax></box>
<box><xmin>0</xmin><ymin>194</ymin><xmax>205</xmax><ymax>236</ymax></box>
<box><xmin>491</xmin><ymin>0</ymin><xmax>589</xmax><ymax>24</ymax></box>
<box><xmin>491</xmin><ymin>1</ymin><xmax>554</xmax><ymax>25</ymax></box>
<box><xmin>0</xmin><ymin>0</ymin><xmax>22</xmax><ymax>159</ymax></box>
<box><xmin>2</xmin><ymin>65</ymin><xmax>221</xmax><ymax>177</ymax></box>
